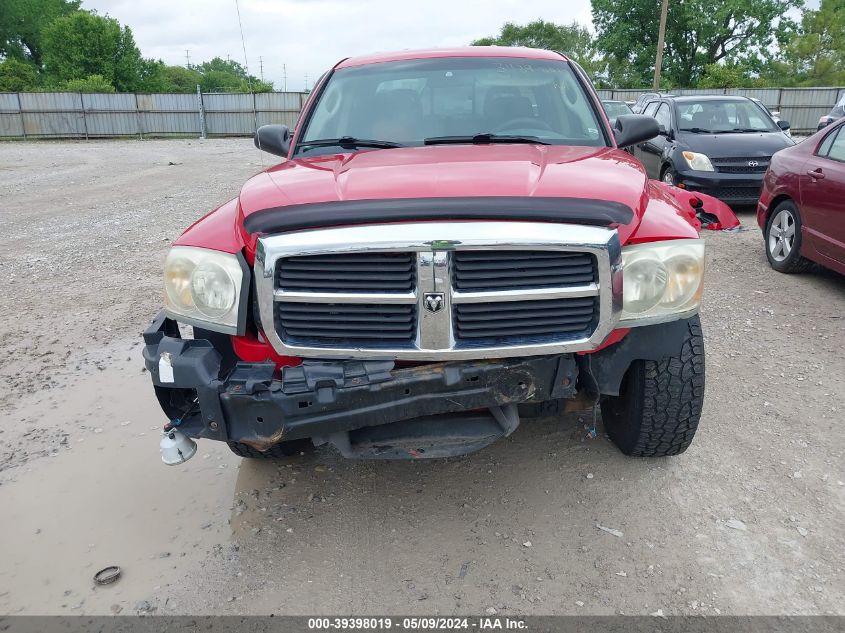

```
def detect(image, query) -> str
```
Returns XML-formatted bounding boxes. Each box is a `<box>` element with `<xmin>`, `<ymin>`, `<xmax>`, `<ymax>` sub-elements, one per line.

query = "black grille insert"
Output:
<box><xmin>277</xmin><ymin>253</ymin><xmax>415</xmax><ymax>292</ymax></box>
<box><xmin>453</xmin><ymin>250</ymin><xmax>596</xmax><ymax>292</ymax></box>
<box><xmin>277</xmin><ymin>302</ymin><xmax>416</xmax><ymax>345</ymax></box>
<box><xmin>454</xmin><ymin>297</ymin><xmax>597</xmax><ymax>342</ymax></box>
<box><xmin>712</xmin><ymin>156</ymin><xmax>771</xmax><ymax>174</ymax></box>
<box><xmin>706</xmin><ymin>186</ymin><xmax>762</xmax><ymax>201</ymax></box>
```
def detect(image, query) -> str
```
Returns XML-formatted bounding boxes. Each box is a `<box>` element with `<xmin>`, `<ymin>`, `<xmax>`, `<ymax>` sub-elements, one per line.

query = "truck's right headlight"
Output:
<box><xmin>164</xmin><ymin>246</ymin><xmax>247</xmax><ymax>333</ymax></box>
<box><xmin>619</xmin><ymin>239</ymin><xmax>704</xmax><ymax>326</ymax></box>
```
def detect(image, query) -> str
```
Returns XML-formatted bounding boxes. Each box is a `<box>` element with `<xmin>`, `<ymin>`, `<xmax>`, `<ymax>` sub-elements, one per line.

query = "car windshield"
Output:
<box><xmin>296</xmin><ymin>57</ymin><xmax>605</xmax><ymax>156</ymax></box>
<box><xmin>675</xmin><ymin>99</ymin><xmax>778</xmax><ymax>133</ymax></box>
<box><xmin>603</xmin><ymin>101</ymin><xmax>632</xmax><ymax>118</ymax></box>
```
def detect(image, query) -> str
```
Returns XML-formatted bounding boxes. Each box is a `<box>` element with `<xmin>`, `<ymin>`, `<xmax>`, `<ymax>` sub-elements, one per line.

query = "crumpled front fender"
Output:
<box><xmin>653</xmin><ymin>180</ymin><xmax>741</xmax><ymax>231</ymax></box>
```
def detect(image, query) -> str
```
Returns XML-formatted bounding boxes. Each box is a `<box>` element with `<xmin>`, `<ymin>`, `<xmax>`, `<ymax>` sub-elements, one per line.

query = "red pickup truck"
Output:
<box><xmin>145</xmin><ymin>47</ymin><xmax>738</xmax><ymax>463</ymax></box>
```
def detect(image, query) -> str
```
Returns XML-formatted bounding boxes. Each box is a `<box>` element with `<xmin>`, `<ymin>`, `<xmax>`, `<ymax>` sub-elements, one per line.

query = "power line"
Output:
<box><xmin>233</xmin><ymin>0</ymin><xmax>257</xmax><ymax>131</ymax></box>
<box><xmin>653</xmin><ymin>0</ymin><xmax>669</xmax><ymax>90</ymax></box>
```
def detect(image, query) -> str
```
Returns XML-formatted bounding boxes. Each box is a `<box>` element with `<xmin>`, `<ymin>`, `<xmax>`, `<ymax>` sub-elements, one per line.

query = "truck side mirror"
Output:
<box><xmin>254</xmin><ymin>124</ymin><xmax>291</xmax><ymax>157</ymax></box>
<box><xmin>777</xmin><ymin>120</ymin><xmax>791</xmax><ymax>131</ymax></box>
<box><xmin>614</xmin><ymin>114</ymin><xmax>660</xmax><ymax>148</ymax></box>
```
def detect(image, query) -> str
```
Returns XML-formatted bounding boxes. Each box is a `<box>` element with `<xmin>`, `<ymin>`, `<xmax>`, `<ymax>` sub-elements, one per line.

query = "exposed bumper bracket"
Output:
<box><xmin>142</xmin><ymin>311</ymin><xmax>579</xmax><ymax>457</ymax></box>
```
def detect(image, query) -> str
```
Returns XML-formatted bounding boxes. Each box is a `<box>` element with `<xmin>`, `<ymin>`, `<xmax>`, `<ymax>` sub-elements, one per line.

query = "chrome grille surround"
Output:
<box><xmin>255</xmin><ymin>221</ymin><xmax>622</xmax><ymax>360</ymax></box>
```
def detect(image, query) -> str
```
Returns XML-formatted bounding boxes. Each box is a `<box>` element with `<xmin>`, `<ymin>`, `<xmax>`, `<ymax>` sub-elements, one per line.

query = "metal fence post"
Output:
<box><xmin>134</xmin><ymin>92</ymin><xmax>143</xmax><ymax>139</ymax></box>
<box><xmin>15</xmin><ymin>92</ymin><xmax>26</xmax><ymax>139</ymax></box>
<box><xmin>196</xmin><ymin>84</ymin><xmax>206</xmax><ymax>139</ymax></box>
<box><xmin>252</xmin><ymin>91</ymin><xmax>258</xmax><ymax>133</ymax></box>
<box><xmin>79</xmin><ymin>92</ymin><xmax>89</xmax><ymax>140</ymax></box>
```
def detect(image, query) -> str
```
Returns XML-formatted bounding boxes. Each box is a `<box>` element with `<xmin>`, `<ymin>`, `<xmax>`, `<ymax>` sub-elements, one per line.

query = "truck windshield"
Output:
<box><xmin>296</xmin><ymin>57</ymin><xmax>606</xmax><ymax>156</ymax></box>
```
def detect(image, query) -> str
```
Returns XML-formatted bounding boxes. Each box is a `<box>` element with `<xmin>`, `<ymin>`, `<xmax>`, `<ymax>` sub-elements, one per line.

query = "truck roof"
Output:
<box><xmin>336</xmin><ymin>46</ymin><xmax>567</xmax><ymax>69</ymax></box>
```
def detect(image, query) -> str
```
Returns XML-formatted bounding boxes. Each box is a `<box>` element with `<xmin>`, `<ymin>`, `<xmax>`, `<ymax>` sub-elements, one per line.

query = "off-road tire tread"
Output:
<box><xmin>602</xmin><ymin>317</ymin><xmax>705</xmax><ymax>457</ymax></box>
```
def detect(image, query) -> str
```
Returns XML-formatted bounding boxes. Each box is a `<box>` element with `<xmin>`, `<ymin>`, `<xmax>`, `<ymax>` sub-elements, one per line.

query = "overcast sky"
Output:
<box><xmin>83</xmin><ymin>0</ymin><xmax>594</xmax><ymax>91</ymax></box>
<box><xmin>83</xmin><ymin>0</ymin><xmax>818</xmax><ymax>92</ymax></box>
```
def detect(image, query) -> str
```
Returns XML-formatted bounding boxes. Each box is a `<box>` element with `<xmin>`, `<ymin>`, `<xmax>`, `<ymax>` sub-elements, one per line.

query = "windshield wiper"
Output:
<box><xmin>728</xmin><ymin>128</ymin><xmax>765</xmax><ymax>133</ymax></box>
<box><xmin>679</xmin><ymin>127</ymin><xmax>713</xmax><ymax>134</ymax></box>
<box><xmin>299</xmin><ymin>136</ymin><xmax>405</xmax><ymax>152</ymax></box>
<box><xmin>424</xmin><ymin>133</ymin><xmax>550</xmax><ymax>146</ymax></box>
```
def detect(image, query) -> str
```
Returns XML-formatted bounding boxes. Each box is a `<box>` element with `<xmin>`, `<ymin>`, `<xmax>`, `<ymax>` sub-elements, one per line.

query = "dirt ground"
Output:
<box><xmin>0</xmin><ymin>139</ymin><xmax>842</xmax><ymax>617</ymax></box>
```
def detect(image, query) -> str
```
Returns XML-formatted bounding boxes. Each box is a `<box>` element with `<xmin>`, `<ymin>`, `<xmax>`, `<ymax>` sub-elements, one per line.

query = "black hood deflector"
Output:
<box><xmin>243</xmin><ymin>196</ymin><xmax>634</xmax><ymax>235</ymax></box>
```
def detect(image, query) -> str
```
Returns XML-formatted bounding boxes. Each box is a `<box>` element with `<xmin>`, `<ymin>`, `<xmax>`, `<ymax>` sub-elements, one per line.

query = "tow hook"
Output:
<box><xmin>159</xmin><ymin>427</ymin><xmax>197</xmax><ymax>465</ymax></box>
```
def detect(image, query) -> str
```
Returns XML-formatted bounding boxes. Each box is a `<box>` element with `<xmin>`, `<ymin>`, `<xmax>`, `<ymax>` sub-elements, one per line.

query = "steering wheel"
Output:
<box><xmin>494</xmin><ymin>117</ymin><xmax>555</xmax><ymax>133</ymax></box>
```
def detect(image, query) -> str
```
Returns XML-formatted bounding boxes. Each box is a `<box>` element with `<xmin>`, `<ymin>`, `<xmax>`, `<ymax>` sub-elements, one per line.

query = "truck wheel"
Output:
<box><xmin>600</xmin><ymin>316</ymin><xmax>704</xmax><ymax>457</ymax></box>
<box><xmin>226</xmin><ymin>439</ymin><xmax>312</xmax><ymax>459</ymax></box>
<box><xmin>764</xmin><ymin>200</ymin><xmax>813</xmax><ymax>273</ymax></box>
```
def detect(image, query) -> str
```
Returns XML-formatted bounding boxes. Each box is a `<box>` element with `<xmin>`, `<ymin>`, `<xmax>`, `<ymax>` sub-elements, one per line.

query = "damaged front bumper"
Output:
<box><xmin>143</xmin><ymin>311</ymin><xmax>579</xmax><ymax>458</ymax></box>
<box><xmin>143</xmin><ymin>311</ymin><xmax>697</xmax><ymax>459</ymax></box>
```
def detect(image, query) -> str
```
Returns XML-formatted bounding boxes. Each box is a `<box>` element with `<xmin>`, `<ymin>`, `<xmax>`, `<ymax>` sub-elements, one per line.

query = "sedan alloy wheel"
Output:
<box><xmin>768</xmin><ymin>208</ymin><xmax>796</xmax><ymax>262</ymax></box>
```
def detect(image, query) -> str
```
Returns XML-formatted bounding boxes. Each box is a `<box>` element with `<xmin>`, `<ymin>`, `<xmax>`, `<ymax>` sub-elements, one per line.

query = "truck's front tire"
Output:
<box><xmin>600</xmin><ymin>316</ymin><xmax>704</xmax><ymax>456</ymax></box>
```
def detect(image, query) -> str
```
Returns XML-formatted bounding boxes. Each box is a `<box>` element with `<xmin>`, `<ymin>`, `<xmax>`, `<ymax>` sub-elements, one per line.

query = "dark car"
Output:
<box><xmin>757</xmin><ymin>117</ymin><xmax>845</xmax><ymax>275</ymax></box>
<box><xmin>602</xmin><ymin>99</ymin><xmax>633</xmax><ymax>126</ymax></box>
<box><xmin>817</xmin><ymin>93</ymin><xmax>845</xmax><ymax>130</ymax></box>
<box><xmin>631</xmin><ymin>95</ymin><xmax>794</xmax><ymax>207</ymax></box>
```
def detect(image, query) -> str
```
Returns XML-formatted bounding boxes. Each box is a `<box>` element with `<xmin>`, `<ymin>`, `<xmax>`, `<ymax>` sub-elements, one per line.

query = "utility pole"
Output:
<box><xmin>653</xmin><ymin>0</ymin><xmax>669</xmax><ymax>90</ymax></box>
<box><xmin>283</xmin><ymin>64</ymin><xmax>287</xmax><ymax>92</ymax></box>
<box><xmin>259</xmin><ymin>56</ymin><xmax>264</xmax><ymax>82</ymax></box>
<box><xmin>304</xmin><ymin>72</ymin><xmax>309</xmax><ymax>91</ymax></box>
<box><xmin>185</xmin><ymin>49</ymin><xmax>191</xmax><ymax>69</ymax></box>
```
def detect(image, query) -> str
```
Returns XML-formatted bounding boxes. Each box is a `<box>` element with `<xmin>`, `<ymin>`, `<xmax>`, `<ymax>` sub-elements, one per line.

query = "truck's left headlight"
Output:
<box><xmin>164</xmin><ymin>246</ymin><xmax>247</xmax><ymax>333</ymax></box>
<box><xmin>619</xmin><ymin>239</ymin><xmax>704</xmax><ymax>326</ymax></box>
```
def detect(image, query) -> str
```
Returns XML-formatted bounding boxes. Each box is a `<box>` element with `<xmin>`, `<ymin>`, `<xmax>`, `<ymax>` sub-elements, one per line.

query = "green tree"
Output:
<box><xmin>698</xmin><ymin>62</ymin><xmax>759</xmax><ymax>88</ymax></box>
<box><xmin>0</xmin><ymin>0</ymin><xmax>80</xmax><ymax>68</ymax></box>
<box><xmin>57</xmin><ymin>74</ymin><xmax>115</xmax><ymax>92</ymax></box>
<box><xmin>0</xmin><ymin>58</ymin><xmax>39</xmax><ymax>91</ymax></box>
<box><xmin>196</xmin><ymin>57</ymin><xmax>272</xmax><ymax>92</ymax></box>
<box><xmin>591</xmin><ymin>0</ymin><xmax>801</xmax><ymax>87</ymax></box>
<box><xmin>472</xmin><ymin>20</ymin><xmax>606</xmax><ymax>82</ymax></box>
<box><xmin>41</xmin><ymin>11</ymin><xmax>145</xmax><ymax>92</ymax></box>
<box><xmin>160</xmin><ymin>65</ymin><xmax>204</xmax><ymax>92</ymax></box>
<box><xmin>783</xmin><ymin>0</ymin><xmax>845</xmax><ymax>86</ymax></box>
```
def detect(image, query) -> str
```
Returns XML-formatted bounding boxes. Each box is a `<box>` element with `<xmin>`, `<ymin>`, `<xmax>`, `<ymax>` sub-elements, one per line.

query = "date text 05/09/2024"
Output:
<box><xmin>307</xmin><ymin>617</ymin><xmax>528</xmax><ymax>630</ymax></box>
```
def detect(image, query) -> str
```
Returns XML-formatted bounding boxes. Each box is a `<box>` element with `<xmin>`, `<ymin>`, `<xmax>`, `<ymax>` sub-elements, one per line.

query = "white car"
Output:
<box><xmin>750</xmin><ymin>97</ymin><xmax>791</xmax><ymax>138</ymax></box>
<box><xmin>817</xmin><ymin>93</ymin><xmax>845</xmax><ymax>130</ymax></box>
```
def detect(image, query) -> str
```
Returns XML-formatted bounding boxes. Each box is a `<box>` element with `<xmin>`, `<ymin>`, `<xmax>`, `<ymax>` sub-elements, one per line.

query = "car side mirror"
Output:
<box><xmin>777</xmin><ymin>120</ymin><xmax>791</xmax><ymax>131</ymax></box>
<box><xmin>614</xmin><ymin>114</ymin><xmax>660</xmax><ymax>148</ymax></box>
<box><xmin>657</xmin><ymin>124</ymin><xmax>674</xmax><ymax>139</ymax></box>
<box><xmin>254</xmin><ymin>124</ymin><xmax>291</xmax><ymax>157</ymax></box>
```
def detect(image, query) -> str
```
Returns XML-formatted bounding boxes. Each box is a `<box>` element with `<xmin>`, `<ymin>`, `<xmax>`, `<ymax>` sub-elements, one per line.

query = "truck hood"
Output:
<box><xmin>228</xmin><ymin>143</ymin><xmax>730</xmax><ymax>251</ymax></box>
<box><xmin>239</xmin><ymin>144</ymin><xmax>650</xmax><ymax>235</ymax></box>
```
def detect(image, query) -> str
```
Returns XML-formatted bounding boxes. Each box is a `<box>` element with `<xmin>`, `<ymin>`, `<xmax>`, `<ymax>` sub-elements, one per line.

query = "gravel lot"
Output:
<box><xmin>0</xmin><ymin>139</ymin><xmax>843</xmax><ymax>616</ymax></box>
